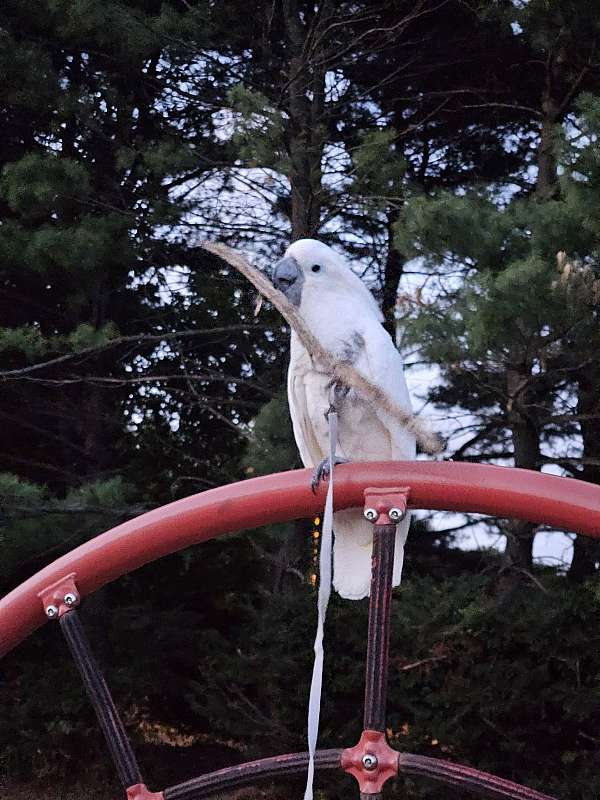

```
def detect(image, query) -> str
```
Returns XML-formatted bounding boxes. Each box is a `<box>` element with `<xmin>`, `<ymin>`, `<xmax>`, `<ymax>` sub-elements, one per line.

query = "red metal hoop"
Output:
<box><xmin>1</xmin><ymin>461</ymin><xmax>598</xmax><ymax>799</ymax></box>
<box><xmin>2</xmin><ymin>460</ymin><xmax>599</xmax><ymax>658</ymax></box>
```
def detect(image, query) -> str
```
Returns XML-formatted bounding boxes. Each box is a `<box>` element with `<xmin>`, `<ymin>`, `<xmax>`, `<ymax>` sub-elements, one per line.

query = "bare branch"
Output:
<box><xmin>0</xmin><ymin>325</ymin><xmax>271</xmax><ymax>379</ymax></box>
<box><xmin>201</xmin><ymin>241</ymin><xmax>443</xmax><ymax>454</ymax></box>
<box><xmin>6</xmin><ymin>372</ymin><xmax>277</xmax><ymax>397</ymax></box>
<box><xmin>398</xmin><ymin>655</ymin><xmax>448</xmax><ymax>672</ymax></box>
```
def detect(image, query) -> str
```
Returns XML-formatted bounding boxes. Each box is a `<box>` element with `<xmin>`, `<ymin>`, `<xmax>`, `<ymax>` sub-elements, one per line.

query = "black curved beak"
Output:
<box><xmin>272</xmin><ymin>256</ymin><xmax>303</xmax><ymax>306</ymax></box>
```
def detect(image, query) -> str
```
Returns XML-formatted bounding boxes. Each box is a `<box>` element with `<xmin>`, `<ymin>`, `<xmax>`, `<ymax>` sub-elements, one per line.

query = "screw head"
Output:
<box><xmin>64</xmin><ymin>592</ymin><xmax>77</xmax><ymax>607</ymax></box>
<box><xmin>362</xmin><ymin>753</ymin><xmax>378</xmax><ymax>771</ymax></box>
<box><xmin>364</xmin><ymin>507</ymin><xmax>379</xmax><ymax>522</ymax></box>
<box><xmin>389</xmin><ymin>507</ymin><xmax>405</xmax><ymax>523</ymax></box>
<box><xmin>45</xmin><ymin>604</ymin><xmax>59</xmax><ymax>619</ymax></box>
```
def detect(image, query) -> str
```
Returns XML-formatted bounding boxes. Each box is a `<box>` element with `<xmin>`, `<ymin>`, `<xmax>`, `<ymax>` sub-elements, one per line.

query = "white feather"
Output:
<box><xmin>284</xmin><ymin>239</ymin><xmax>415</xmax><ymax>599</ymax></box>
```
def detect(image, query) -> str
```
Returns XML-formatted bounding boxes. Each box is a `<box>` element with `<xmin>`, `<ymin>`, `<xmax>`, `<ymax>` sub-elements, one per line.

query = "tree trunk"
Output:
<box><xmin>537</xmin><ymin>40</ymin><xmax>600</xmax><ymax>578</ymax></box>
<box><xmin>282</xmin><ymin>0</ymin><xmax>328</xmax><ymax>239</ymax></box>
<box><xmin>500</xmin><ymin>41</ymin><xmax>568</xmax><ymax>574</ymax></box>
<box><xmin>536</xmin><ymin>38</ymin><xmax>570</xmax><ymax>201</ymax></box>
<box><xmin>382</xmin><ymin>208</ymin><xmax>404</xmax><ymax>338</ymax></box>
<box><xmin>536</xmin><ymin>93</ymin><xmax>559</xmax><ymax>201</ymax></box>
<box><xmin>569</xmin><ymin>367</ymin><xmax>600</xmax><ymax>579</ymax></box>
<box><xmin>501</xmin><ymin>364</ymin><xmax>541</xmax><ymax>572</ymax></box>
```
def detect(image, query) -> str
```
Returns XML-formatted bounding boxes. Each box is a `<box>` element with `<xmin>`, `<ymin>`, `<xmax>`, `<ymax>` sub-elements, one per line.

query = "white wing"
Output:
<box><xmin>287</xmin><ymin>360</ymin><xmax>329</xmax><ymax>468</ymax></box>
<box><xmin>331</xmin><ymin>321</ymin><xmax>415</xmax><ymax>599</ymax></box>
<box><xmin>355</xmin><ymin>318</ymin><xmax>416</xmax><ymax>460</ymax></box>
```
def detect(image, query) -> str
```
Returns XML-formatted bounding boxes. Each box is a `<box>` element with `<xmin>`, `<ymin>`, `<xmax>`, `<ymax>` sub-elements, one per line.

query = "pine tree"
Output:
<box><xmin>395</xmin><ymin>0</ymin><xmax>600</xmax><ymax>576</ymax></box>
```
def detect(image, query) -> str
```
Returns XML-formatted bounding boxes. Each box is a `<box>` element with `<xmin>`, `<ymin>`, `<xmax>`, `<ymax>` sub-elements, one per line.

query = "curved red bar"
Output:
<box><xmin>1</xmin><ymin>461</ymin><xmax>599</xmax><ymax>658</ymax></box>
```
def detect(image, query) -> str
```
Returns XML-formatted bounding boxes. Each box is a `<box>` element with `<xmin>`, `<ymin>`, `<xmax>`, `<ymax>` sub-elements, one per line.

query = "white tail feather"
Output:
<box><xmin>332</xmin><ymin>509</ymin><xmax>410</xmax><ymax>600</ymax></box>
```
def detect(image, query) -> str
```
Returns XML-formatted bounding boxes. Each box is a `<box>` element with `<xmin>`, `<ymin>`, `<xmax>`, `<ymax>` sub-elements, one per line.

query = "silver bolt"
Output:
<box><xmin>362</xmin><ymin>753</ymin><xmax>378</xmax><ymax>771</ymax></box>
<box><xmin>45</xmin><ymin>605</ymin><xmax>59</xmax><ymax>619</ymax></box>
<box><xmin>64</xmin><ymin>592</ymin><xmax>77</xmax><ymax>607</ymax></box>
<box><xmin>389</xmin><ymin>507</ymin><xmax>405</xmax><ymax>523</ymax></box>
<box><xmin>364</xmin><ymin>507</ymin><xmax>379</xmax><ymax>522</ymax></box>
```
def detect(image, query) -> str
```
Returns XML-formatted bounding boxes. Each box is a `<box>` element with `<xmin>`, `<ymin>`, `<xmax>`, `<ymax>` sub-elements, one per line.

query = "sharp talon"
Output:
<box><xmin>310</xmin><ymin>456</ymin><xmax>350</xmax><ymax>493</ymax></box>
<box><xmin>310</xmin><ymin>458</ymin><xmax>328</xmax><ymax>493</ymax></box>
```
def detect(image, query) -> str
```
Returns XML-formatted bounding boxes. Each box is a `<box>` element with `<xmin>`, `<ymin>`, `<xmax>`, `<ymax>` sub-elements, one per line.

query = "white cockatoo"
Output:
<box><xmin>272</xmin><ymin>239</ymin><xmax>416</xmax><ymax>600</ymax></box>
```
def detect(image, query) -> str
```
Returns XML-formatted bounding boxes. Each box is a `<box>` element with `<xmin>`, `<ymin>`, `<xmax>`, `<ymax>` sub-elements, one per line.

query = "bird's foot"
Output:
<box><xmin>310</xmin><ymin>456</ymin><xmax>350</xmax><ymax>493</ymax></box>
<box><xmin>324</xmin><ymin>380</ymin><xmax>350</xmax><ymax>420</ymax></box>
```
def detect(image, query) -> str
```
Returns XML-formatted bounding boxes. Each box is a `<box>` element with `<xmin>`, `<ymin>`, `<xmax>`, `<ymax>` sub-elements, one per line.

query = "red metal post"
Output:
<box><xmin>362</xmin><ymin>487</ymin><xmax>409</xmax><ymax>733</ymax></box>
<box><xmin>362</xmin><ymin>520</ymin><xmax>396</xmax><ymax>733</ymax></box>
<box><xmin>342</xmin><ymin>488</ymin><xmax>409</xmax><ymax>797</ymax></box>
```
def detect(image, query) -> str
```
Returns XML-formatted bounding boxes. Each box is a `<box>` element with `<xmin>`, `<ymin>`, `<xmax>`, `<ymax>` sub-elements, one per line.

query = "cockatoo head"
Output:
<box><xmin>272</xmin><ymin>239</ymin><xmax>383</xmax><ymax>323</ymax></box>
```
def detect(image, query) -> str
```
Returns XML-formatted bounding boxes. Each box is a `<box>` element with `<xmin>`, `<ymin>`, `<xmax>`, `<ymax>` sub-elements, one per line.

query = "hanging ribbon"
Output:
<box><xmin>303</xmin><ymin>404</ymin><xmax>338</xmax><ymax>800</ymax></box>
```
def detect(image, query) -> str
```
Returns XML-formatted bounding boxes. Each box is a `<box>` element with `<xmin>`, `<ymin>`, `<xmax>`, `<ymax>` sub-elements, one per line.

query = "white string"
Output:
<box><xmin>303</xmin><ymin>408</ymin><xmax>337</xmax><ymax>800</ymax></box>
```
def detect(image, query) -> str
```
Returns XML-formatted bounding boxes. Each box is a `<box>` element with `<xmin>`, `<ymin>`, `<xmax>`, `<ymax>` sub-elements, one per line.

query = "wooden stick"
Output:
<box><xmin>202</xmin><ymin>241</ymin><xmax>443</xmax><ymax>455</ymax></box>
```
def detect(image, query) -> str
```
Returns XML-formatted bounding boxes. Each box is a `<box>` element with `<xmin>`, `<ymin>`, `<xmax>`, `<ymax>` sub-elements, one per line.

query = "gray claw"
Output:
<box><xmin>323</xmin><ymin>381</ymin><xmax>350</xmax><ymax>420</ymax></box>
<box><xmin>310</xmin><ymin>456</ymin><xmax>350</xmax><ymax>493</ymax></box>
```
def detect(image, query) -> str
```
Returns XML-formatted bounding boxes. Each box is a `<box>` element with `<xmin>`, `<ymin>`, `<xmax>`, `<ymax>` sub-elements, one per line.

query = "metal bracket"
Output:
<box><xmin>37</xmin><ymin>572</ymin><xmax>80</xmax><ymax>619</ymax></box>
<box><xmin>126</xmin><ymin>784</ymin><xmax>164</xmax><ymax>800</ymax></box>
<box><xmin>341</xmin><ymin>729</ymin><xmax>399</xmax><ymax>795</ymax></box>
<box><xmin>363</xmin><ymin>487</ymin><xmax>410</xmax><ymax>526</ymax></box>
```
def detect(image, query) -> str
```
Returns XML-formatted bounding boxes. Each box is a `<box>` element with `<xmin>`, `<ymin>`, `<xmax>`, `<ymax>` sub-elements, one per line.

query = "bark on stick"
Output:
<box><xmin>202</xmin><ymin>241</ymin><xmax>443</xmax><ymax>456</ymax></box>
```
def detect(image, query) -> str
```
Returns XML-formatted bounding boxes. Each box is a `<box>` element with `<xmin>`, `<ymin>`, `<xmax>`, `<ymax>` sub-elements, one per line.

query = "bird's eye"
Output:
<box><xmin>311</xmin><ymin>264</ymin><xmax>321</xmax><ymax>273</ymax></box>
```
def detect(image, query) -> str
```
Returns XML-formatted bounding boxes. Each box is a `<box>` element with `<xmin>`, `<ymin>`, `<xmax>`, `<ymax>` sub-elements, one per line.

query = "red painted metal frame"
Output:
<box><xmin>2</xmin><ymin>460</ymin><xmax>600</xmax><ymax>659</ymax></box>
<box><xmin>2</xmin><ymin>460</ymin><xmax>595</xmax><ymax>798</ymax></box>
<box><xmin>159</xmin><ymin>749</ymin><xmax>557</xmax><ymax>800</ymax></box>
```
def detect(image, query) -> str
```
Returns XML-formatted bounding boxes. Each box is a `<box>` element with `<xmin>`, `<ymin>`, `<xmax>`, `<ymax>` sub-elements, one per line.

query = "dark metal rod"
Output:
<box><xmin>163</xmin><ymin>749</ymin><xmax>342</xmax><ymax>799</ymax></box>
<box><xmin>59</xmin><ymin>609</ymin><xmax>142</xmax><ymax>788</ymax></box>
<box><xmin>363</xmin><ymin>523</ymin><xmax>396</xmax><ymax>732</ymax></box>
<box><xmin>162</xmin><ymin>747</ymin><xmax>557</xmax><ymax>800</ymax></box>
<box><xmin>398</xmin><ymin>753</ymin><xmax>558</xmax><ymax>800</ymax></box>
